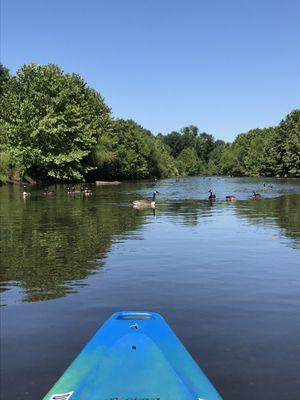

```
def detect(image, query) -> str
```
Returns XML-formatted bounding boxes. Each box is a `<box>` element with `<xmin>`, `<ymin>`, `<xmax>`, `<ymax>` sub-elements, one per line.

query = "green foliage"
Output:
<box><xmin>205</xmin><ymin>159</ymin><xmax>218</xmax><ymax>175</ymax></box>
<box><xmin>219</xmin><ymin>110</ymin><xmax>300</xmax><ymax>177</ymax></box>
<box><xmin>0</xmin><ymin>64</ymin><xmax>10</xmax><ymax>95</ymax></box>
<box><xmin>0</xmin><ymin>150</ymin><xmax>10</xmax><ymax>184</ymax></box>
<box><xmin>0</xmin><ymin>63</ymin><xmax>177</xmax><ymax>182</ymax></box>
<box><xmin>0</xmin><ymin>62</ymin><xmax>298</xmax><ymax>182</ymax></box>
<box><xmin>162</xmin><ymin>126</ymin><xmax>224</xmax><ymax>175</ymax></box>
<box><xmin>163</xmin><ymin>131</ymin><xmax>184</xmax><ymax>158</ymax></box>
<box><xmin>0</xmin><ymin>63</ymin><xmax>111</xmax><ymax>181</ymax></box>
<box><xmin>91</xmin><ymin>119</ymin><xmax>176</xmax><ymax>180</ymax></box>
<box><xmin>195</xmin><ymin>133</ymin><xmax>215</xmax><ymax>162</ymax></box>
<box><xmin>276</xmin><ymin>110</ymin><xmax>300</xmax><ymax>176</ymax></box>
<box><xmin>205</xmin><ymin>139</ymin><xmax>226</xmax><ymax>174</ymax></box>
<box><xmin>176</xmin><ymin>148</ymin><xmax>199</xmax><ymax>175</ymax></box>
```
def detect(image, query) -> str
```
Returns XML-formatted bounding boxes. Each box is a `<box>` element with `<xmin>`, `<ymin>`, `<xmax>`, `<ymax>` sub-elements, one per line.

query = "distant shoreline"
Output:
<box><xmin>2</xmin><ymin>174</ymin><xmax>299</xmax><ymax>187</ymax></box>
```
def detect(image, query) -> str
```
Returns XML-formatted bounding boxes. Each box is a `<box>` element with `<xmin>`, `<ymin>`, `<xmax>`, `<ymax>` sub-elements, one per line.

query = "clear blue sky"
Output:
<box><xmin>1</xmin><ymin>0</ymin><xmax>299</xmax><ymax>141</ymax></box>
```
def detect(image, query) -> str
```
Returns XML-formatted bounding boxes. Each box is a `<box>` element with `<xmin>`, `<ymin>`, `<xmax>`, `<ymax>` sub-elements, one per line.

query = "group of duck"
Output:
<box><xmin>22</xmin><ymin>182</ymin><xmax>274</xmax><ymax>207</ymax></box>
<box><xmin>22</xmin><ymin>186</ymin><xmax>93</xmax><ymax>198</ymax></box>
<box><xmin>66</xmin><ymin>186</ymin><xmax>93</xmax><ymax>196</ymax></box>
<box><xmin>133</xmin><ymin>182</ymin><xmax>274</xmax><ymax>209</ymax></box>
<box><xmin>208</xmin><ymin>183</ymin><xmax>273</xmax><ymax>203</ymax></box>
<box><xmin>208</xmin><ymin>190</ymin><xmax>262</xmax><ymax>202</ymax></box>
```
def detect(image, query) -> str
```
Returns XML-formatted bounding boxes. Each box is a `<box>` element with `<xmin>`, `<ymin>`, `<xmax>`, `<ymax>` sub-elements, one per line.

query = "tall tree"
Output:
<box><xmin>176</xmin><ymin>147</ymin><xmax>199</xmax><ymax>175</ymax></box>
<box><xmin>91</xmin><ymin>119</ymin><xmax>176</xmax><ymax>180</ymax></box>
<box><xmin>0</xmin><ymin>64</ymin><xmax>10</xmax><ymax>95</ymax></box>
<box><xmin>0</xmin><ymin>63</ymin><xmax>111</xmax><ymax>181</ymax></box>
<box><xmin>195</xmin><ymin>132</ymin><xmax>215</xmax><ymax>162</ymax></box>
<box><xmin>277</xmin><ymin>110</ymin><xmax>300</xmax><ymax>176</ymax></box>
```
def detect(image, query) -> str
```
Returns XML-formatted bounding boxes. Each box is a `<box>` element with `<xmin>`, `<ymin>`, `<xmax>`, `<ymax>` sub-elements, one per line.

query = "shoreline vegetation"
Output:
<box><xmin>0</xmin><ymin>63</ymin><xmax>299</xmax><ymax>185</ymax></box>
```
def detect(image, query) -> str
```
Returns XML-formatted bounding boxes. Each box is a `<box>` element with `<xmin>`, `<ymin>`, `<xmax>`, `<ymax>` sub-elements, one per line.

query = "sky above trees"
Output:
<box><xmin>1</xmin><ymin>0</ymin><xmax>299</xmax><ymax>140</ymax></box>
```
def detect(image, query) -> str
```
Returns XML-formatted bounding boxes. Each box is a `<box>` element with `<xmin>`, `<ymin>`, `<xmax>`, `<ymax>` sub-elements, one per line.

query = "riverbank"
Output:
<box><xmin>2</xmin><ymin>173</ymin><xmax>299</xmax><ymax>187</ymax></box>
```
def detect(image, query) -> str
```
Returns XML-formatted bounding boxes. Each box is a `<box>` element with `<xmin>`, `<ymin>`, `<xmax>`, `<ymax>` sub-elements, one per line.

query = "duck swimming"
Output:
<box><xmin>253</xmin><ymin>191</ymin><xmax>262</xmax><ymax>199</ymax></box>
<box><xmin>67</xmin><ymin>186</ymin><xmax>81</xmax><ymax>195</ymax></box>
<box><xmin>226</xmin><ymin>195</ymin><xmax>236</xmax><ymax>202</ymax></box>
<box><xmin>208</xmin><ymin>190</ymin><xmax>216</xmax><ymax>201</ymax></box>
<box><xmin>22</xmin><ymin>185</ymin><xmax>30</xmax><ymax>198</ymax></box>
<box><xmin>83</xmin><ymin>187</ymin><xmax>93</xmax><ymax>196</ymax></box>
<box><xmin>264</xmin><ymin>183</ymin><xmax>273</xmax><ymax>189</ymax></box>
<box><xmin>133</xmin><ymin>190</ymin><xmax>159</xmax><ymax>208</ymax></box>
<box><xmin>43</xmin><ymin>188</ymin><xmax>54</xmax><ymax>196</ymax></box>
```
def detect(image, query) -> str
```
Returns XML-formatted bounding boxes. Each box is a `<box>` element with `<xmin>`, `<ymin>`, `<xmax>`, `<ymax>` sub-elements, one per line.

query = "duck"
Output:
<box><xmin>208</xmin><ymin>190</ymin><xmax>216</xmax><ymax>201</ymax></box>
<box><xmin>72</xmin><ymin>186</ymin><xmax>82</xmax><ymax>194</ymax></box>
<box><xmin>83</xmin><ymin>187</ymin><xmax>93</xmax><ymax>196</ymax></box>
<box><xmin>253</xmin><ymin>191</ymin><xmax>262</xmax><ymax>199</ymax></box>
<box><xmin>66</xmin><ymin>187</ymin><xmax>74</xmax><ymax>195</ymax></box>
<box><xmin>226</xmin><ymin>195</ymin><xmax>236</xmax><ymax>202</ymax></box>
<box><xmin>22</xmin><ymin>185</ymin><xmax>30</xmax><ymax>198</ymax></box>
<box><xmin>133</xmin><ymin>190</ymin><xmax>159</xmax><ymax>208</ymax></box>
<box><xmin>43</xmin><ymin>188</ymin><xmax>54</xmax><ymax>196</ymax></box>
<box><xmin>67</xmin><ymin>186</ymin><xmax>81</xmax><ymax>195</ymax></box>
<box><xmin>263</xmin><ymin>182</ymin><xmax>273</xmax><ymax>189</ymax></box>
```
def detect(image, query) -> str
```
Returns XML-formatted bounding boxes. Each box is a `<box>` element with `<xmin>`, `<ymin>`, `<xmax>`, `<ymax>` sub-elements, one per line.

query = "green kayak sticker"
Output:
<box><xmin>49</xmin><ymin>392</ymin><xmax>74</xmax><ymax>400</ymax></box>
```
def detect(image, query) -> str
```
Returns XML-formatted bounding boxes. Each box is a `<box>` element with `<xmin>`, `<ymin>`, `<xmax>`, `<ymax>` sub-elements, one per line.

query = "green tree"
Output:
<box><xmin>1</xmin><ymin>62</ymin><xmax>298</xmax><ymax>182</ymax></box>
<box><xmin>0</xmin><ymin>65</ymin><xmax>13</xmax><ymax>183</ymax></box>
<box><xmin>0</xmin><ymin>63</ymin><xmax>111</xmax><ymax>181</ymax></box>
<box><xmin>180</xmin><ymin>125</ymin><xmax>199</xmax><ymax>149</ymax></box>
<box><xmin>0</xmin><ymin>64</ymin><xmax>10</xmax><ymax>95</ymax></box>
<box><xmin>0</xmin><ymin>151</ymin><xmax>10</xmax><ymax>183</ymax></box>
<box><xmin>176</xmin><ymin>148</ymin><xmax>199</xmax><ymax>175</ymax></box>
<box><xmin>242</xmin><ymin>129</ymin><xmax>269</xmax><ymax>176</ymax></box>
<box><xmin>161</xmin><ymin>126</ymin><xmax>220</xmax><ymax>176</ymax></box>
<box><xmin>218</xmin><ymin>111</ymin><xmax>300</xmax><ymax>178</ymax></box>
<box><xmin>162</xmin><ymin>131</ymin><xmax>184</xmax><ymax>157</ymax></box>
<box><xmin>91</xmin><ymin>119</ymin><xmax>176</xmax><ymax>180</ymax></box>
<box><xmin>258</xmin><ymin>128</ymin><xmax>278</xmax><ymax>176</ymax></box>
<box><xmin>219</xmin><ymin>144</ymin><xmax>240</xmax><ymax>176</ymax></box>
<box><xmin>276</xmin><ymin>110</ymin><xmax>300</xmax><ymax>176</ymax></box>
<box><xmin>195</xmin><ymin>132</ymin><xmax>215</xmax><ymax>162</ymax></box>
<box><xmin>209</xmin><ymin>140</ymin><xmax>226</xmax><ymax>168</ymax></box>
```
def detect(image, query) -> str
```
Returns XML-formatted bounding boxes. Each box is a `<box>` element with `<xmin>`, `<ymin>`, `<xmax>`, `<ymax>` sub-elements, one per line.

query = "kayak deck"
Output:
<box><xmin>43</xmin><ymin>311</ymin><xmax>222</xmax><ymax>400</ymax></box>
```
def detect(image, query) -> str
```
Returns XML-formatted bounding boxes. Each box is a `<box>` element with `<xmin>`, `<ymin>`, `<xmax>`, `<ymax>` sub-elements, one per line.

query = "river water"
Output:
<box><xmin>1</xmin><ymin>177</ymin><xmax>300</xmax><ymax>400</ymax></box>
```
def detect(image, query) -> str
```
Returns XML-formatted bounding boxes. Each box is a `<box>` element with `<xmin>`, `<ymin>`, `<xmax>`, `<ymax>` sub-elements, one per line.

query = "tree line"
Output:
<box><xmin>0</xmin><ymin>63</ymin><xmax>299</xmax><ymax>184</ymax></box>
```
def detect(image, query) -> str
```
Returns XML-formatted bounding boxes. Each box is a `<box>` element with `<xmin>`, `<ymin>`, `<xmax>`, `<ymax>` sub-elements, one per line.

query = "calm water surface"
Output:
<box><xmin>1</xmin><ymin>177</ymin><xmax>300</xmax><ymax>400</ymax></box>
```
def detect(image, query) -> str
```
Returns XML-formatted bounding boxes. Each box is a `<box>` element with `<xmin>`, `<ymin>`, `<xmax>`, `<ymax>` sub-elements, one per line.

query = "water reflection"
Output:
<box><xmin>235</xmin><ymin>195</ymin><xmax>300</xmax><ymax>248</ymax></box>
<box><xmin>0</xmin><ymin>179</ymin><xmax>300</xmax><ymax>304</ymax></box>
<box><xmin>160</xmin><ymin>200</ymin><xmax>214</xmax><ymax>226</ymax></box>
<box><xmin>0</xmin><ymin>186</ymin><xmax>147</xmax><ymax>301</ymax></box>
<box><xmin>1</xmin><ymin>178</ymin><xmax>300</xmax><ymax>400</ymax></box>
